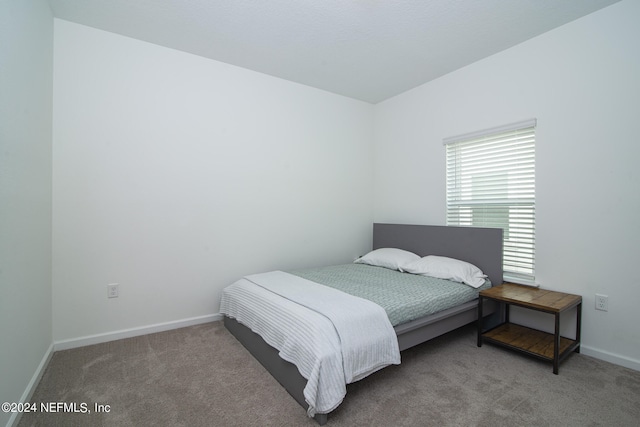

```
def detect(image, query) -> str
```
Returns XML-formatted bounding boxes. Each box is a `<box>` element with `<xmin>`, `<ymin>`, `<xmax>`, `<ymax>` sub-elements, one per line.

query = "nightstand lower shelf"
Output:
<box><xmin>482</xmin><ymin>323</ymin><xmax>579</xmax><ymax>361</ymax></box>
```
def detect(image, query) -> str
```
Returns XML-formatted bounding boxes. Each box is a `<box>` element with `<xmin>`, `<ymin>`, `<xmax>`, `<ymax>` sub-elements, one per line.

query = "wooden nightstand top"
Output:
<box><xmin>480</xmin><ymin>282</ymin><xmax>582</xmax><ymax>313</ymax></box>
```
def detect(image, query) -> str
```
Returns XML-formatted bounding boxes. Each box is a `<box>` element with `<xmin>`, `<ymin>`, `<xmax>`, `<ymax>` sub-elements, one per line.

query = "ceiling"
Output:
<box><xmin>48</xmin><ymin>0</ymin><xmax>620</xmax><ymax>104</ymax></box>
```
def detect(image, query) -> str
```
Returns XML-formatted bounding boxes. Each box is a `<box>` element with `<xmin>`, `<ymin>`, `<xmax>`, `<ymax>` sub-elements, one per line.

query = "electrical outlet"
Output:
<box><xmin>595</xmin><ymin>294</ymin><xmax>608</xmax><ymax>311</ymax></box>
<box><xmin>107</xmin><ymin>283</ymin><xmax>119</xmax><ymax>299</ymax></box>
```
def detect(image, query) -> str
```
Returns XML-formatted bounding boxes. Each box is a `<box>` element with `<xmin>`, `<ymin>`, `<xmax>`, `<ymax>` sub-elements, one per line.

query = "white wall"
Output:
<box><xmin>0</xmin><ymin>1</ymin><xmax>53</xmax><ymax>425</ymax></box>
<box><xmin>52</xmin><ymin>20</ymin><xmax>374</xmax><ymax>343</ymax></box>
<box><xmin>373</xmin><ymin>0</ymin><xmax>640</xmax><ymax>369</ymax></box>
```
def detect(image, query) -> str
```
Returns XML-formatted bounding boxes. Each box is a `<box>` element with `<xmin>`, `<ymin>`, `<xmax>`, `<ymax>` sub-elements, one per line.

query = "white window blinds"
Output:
<box><xmin>445</xmin><ymin>119</ymin><xmax>536</xmax><ymax>284</ymax></box>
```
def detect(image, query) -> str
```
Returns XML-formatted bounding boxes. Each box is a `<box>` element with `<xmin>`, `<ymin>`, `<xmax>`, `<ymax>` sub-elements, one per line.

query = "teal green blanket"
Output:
<box><xmin>288</xmin><ymin>264</ymin><xmax>490</xmax><ymax>327</ymax></box>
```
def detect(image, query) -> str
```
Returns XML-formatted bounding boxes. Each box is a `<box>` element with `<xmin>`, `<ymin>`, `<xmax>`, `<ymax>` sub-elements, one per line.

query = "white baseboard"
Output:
<box><xmin>53</xmin><ymin>313</ymin><xmax>222</xmax><ymax>351</ymax></box>
<box><xmin>581</xmin><ymin>345</ymin><xmax>640</xmax><ymax>372</ymax></box>
<box><xmin>7</xmin><ymin>343</ymin><xmax>54</xmax><ymax>427</ymax></box>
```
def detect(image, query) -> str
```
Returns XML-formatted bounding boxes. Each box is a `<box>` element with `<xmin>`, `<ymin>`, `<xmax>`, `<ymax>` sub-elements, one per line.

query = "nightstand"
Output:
<box><xmin>477</xmin><ymin>282</ymin><xmax>582</xmax><ymax>374</ymax></box>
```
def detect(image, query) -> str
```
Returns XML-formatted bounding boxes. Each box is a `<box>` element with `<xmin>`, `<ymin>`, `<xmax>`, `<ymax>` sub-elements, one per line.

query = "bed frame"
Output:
<box><xmin>223</xmin><ymin>223</ymin><xmax>503</xmax><ymax>424</ymax></box>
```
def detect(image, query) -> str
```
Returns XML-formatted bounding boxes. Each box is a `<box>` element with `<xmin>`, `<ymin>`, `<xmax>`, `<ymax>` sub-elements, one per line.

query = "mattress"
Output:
<box><xmin>287</xmin><ymin>264</ymin><xmax>491</xmax><ymax>327</ymax></box>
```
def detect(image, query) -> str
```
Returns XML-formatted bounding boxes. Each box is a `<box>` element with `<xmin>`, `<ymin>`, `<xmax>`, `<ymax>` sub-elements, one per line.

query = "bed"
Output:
<box><xmin>220</xmin><ymin>223</ymin><xmax>503</xmax><ymax>424</ymax></box>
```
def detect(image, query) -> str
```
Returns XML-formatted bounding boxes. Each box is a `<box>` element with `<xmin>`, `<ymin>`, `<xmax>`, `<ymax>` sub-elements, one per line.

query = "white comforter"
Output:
<box><xmin>219</xmin><ymin>271</ymin><xmax>401</xmax><ymax>416</ymax></box>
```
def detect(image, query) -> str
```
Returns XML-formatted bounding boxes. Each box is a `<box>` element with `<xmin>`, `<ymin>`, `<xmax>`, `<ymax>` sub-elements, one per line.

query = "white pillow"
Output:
<box><xmin>400</xmin><ymin>255</ymin><xmax>487</xmax><ymax>288</ymax></box>
<box><xmin>354</xmin><ymin>248</ymin><xmax>420</xmax><ymax>271</ymax></box>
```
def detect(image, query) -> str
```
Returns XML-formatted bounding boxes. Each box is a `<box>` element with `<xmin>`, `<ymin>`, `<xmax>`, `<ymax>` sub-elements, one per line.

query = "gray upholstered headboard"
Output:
<box><xmin>372</xmin><ymin>223</ymin><xmax>503</xmax><ymax>287</ymax></box>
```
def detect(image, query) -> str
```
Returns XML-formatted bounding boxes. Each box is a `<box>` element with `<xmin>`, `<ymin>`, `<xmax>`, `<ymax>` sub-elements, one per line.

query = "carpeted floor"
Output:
<box><xmin>18</xmin><ymin>321</ymin><xmax>640</xmax><ymax>426</ymax></box>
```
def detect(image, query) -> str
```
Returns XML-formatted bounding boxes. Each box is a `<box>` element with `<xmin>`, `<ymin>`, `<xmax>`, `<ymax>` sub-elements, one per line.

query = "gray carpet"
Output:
<box><xmin>19</xmin><ymin>321</ymin><xmax>640</xmax><ymax>427</ymax></box>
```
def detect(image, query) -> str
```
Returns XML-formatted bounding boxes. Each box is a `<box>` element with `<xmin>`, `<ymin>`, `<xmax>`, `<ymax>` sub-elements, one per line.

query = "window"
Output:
<box><xmin>445</xmin><ymin>119</ymin><xmax>536</xmax><ymax>284</ymax></box>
